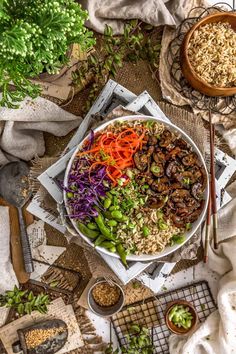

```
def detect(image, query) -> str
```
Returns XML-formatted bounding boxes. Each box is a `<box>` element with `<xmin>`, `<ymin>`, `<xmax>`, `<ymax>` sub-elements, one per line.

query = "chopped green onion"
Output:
<box><xmin>126</xmin><ymin>169</ymin><xmax>133</xmax><ymax>179</ymax></box>
<box><xmin>183</xmin><ymin>177</ymin><xmax>191</xmax><ymax>185</ymax></box>
<box><xmin>142</xmin><ymin>226</ymin><xmax>150</xmax><ymax>237</ymax></box>
<box><xmin>151</xmin><ymin>165</ymin><xmax>160</xmax><ymax>174</ymax></box>
<box><xmin>185</xmin><ymin>223</ymin><xmax>192</xmax><ymax>231</ymax></box>
<box><xmin>156</xmin><ymin>210</ymin><xmax>163</xmax><ymax>219</ymax></box>
<box><xmin>171</xmin><ymin>234</ymin><xmax>185</xmax><ymax>244</ymax></box>
<box><xmin>158</xmin><ymin>219</ymin><xmax>168</xmax><ymax>230</ymax></box>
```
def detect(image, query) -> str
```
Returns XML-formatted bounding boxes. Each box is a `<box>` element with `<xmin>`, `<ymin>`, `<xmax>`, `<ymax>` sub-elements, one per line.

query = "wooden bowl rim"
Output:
<box><xmin>183</xmin><ymin>12</ymin><xmax>236</xmax><ymax>93</ymax></box>
<box><xmin>165</xmin><ymin>300</ymin><xmax>198</xmax><ymax>335</ymax></box>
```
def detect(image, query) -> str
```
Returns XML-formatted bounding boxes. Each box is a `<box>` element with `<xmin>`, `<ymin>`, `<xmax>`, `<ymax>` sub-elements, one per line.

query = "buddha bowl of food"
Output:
<box><xmin>64</xmin><ymin>116</ymin><xmax>209</xmax><ymax>264</ymax></box>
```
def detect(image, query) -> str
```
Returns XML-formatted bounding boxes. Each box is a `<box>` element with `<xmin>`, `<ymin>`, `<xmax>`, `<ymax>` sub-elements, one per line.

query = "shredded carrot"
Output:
<box><xmin>77</xmin><ymin>127</ymin><xmax>146</xmax><ymax>185</ymax></box>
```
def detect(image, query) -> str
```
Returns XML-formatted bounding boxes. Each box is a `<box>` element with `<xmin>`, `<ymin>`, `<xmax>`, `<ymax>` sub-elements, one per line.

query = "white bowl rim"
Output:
<box><xmin>63</xmin><ymin>115</ymin><xmax>209</xmax><ymax>262</ymax></box>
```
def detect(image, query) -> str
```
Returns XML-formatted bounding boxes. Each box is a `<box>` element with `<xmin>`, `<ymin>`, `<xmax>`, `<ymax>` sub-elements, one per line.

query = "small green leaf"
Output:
<box><xmin>130</xmin><ymin>19</ymin><xmax>138</xmax><ymax>27</ymax></box>
<box><xmin>6</xmin><ymin>291</ymin><xmax>14</xmax><ymax>298</ymax></box>
<box><xmin>17</xmin><ymin>303</ymin><xmax>24</xmax><ymax>315</ymax></box>
<box><xmin>50</xmin><ymin>281</ymin><xmax>59</xmax><ymax>288</ymax></box>
<box><xmin>25</xmin><ymin>302</ymin><xmax>32</xmax><ymax>314</ymax></box>
<box><xmin>28</xmin><ymin>291</ymin><xmax>34</xmax><ymax>301</ymax></box>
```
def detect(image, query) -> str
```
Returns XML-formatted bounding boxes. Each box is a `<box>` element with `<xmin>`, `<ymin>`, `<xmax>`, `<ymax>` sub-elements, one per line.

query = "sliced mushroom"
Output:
<box><xmin>170</xmin><ymin>214</ymin><xmax>186</xmax><ymax>228</ymax></box>
<box><xmin>191</xmin><ymin>182</ymin><xmax>204</xmax><ymax>200</ymax></box>
<box><xmin>133</xmin><ymin>150</ymin><xmax>150</xmax><ymax>171</ymax></box>
<box><xmin>153</xmin><ymin>149</ymin><xmax>166</xmax><ymax>164</ymax></box>
<box><xmin>169</xmin><ymin>182</ymin><xmax>183</xmax><ymax>190</ymax></box>
<box><xmin>186</xmin><ymin>201</ymin><xmax>204</xmax><ymax>223</ymax></box>
<box><xmin>135</xmin><ymin>172</ymin><xmax>155</xmax><ymax>186</ymax></box>
<box><xmin>150</xmin><ymin>177</ymin><xmax>169</xmax><ymax>195</ymax></box>
<box><xmin>182</xmin><ymin>152</ymin><xmax>198</xmax><ymax>166</ymax></box>
<box><xmin>159</xmin><ymin>129</ymin><xmax>173</xmax><ymax>147</ymax></box>
<box><xmin>167</xmin><ymin>147</ymin><xmax>181</xmax><ymax>160</ymax></box>
<box><xmin>166</xmin><ymin>161</ymin><xmax>182</xmax><ymax>178</ymax></box>
<box><xmin>174</xmin><ymin>138</ymin><xmax>188</xmax><ymax>150</ymax></box>
<box><xmin>147</xmin><ymin>196</ymin><xmax>167</xmax><ymax>209</ymax></box>
<box><xmin>148</xmin><ymin>135</ymin><xmax>158</xmax><ymax>146</ymax></box>
<box><xmin>170</xmin><ymin>189</ymin><xmax>190</xmax><ymax>203</ymax></box>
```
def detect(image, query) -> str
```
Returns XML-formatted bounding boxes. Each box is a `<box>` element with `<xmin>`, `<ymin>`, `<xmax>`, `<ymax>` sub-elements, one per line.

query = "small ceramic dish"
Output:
<box><xmin>87</xmin><ymin>279</ymin><xmax>125</xmax><ymax>317</ymax></box>
<box><xmin>165</xmin><ymin>300</ymin><xmax>198</xmax><ymax>334</ymax></box>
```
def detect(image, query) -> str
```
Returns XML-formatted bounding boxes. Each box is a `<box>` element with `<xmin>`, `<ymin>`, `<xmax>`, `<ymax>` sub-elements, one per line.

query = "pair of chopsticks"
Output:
<box><xmin>204</xmin><ymin>111</ymin><xmax>218</xmax><ymax>263</ymax></box>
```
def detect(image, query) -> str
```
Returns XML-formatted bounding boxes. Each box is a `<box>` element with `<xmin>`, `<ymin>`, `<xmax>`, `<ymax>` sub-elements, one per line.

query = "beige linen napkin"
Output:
<box><xmin>169</xmin><ymin>181</ymin><xmax>236</xmax><ymax>354</ymax></box>
<box><xmin>80</xmin><ymin>0</ymin><xmax>200</xmax><ymax>34</ymax></box>
<box><xmin>0</xmin><ymin>96</ymin><xmax>82</xmax><ymax>166</ymax></box>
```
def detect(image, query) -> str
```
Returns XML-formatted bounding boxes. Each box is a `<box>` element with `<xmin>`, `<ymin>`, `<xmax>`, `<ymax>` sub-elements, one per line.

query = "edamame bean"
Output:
<box><xmin>77</xmin><ymin>223</ymin><xmax>99</xmax><ymax>239</ymax></box>
<box><xmin>111</xmin><ymin>210</ymin><xmax>123</xmax><ymax>220</ymax></box>
<box><xmin>107</xmin><ymin>220</ymin><xmax>117</xmax><ymax>227</ymax></box>
<box><xmin>113</xmin><ymin>196</ymin><xmax>118</xmax><ymax>205</ymax></box>
<box><xmin>109</xmin><ymin>205</ymin><xmax>120</xmax><ymax>211</ymax></box>
<box><xmin>100</xmin><ymin>241</ymin><xmax>116</xmax><ymax>249</ymax></box>
<box><xmin>116</xmin><ymin>243</ymin><xmax>127</xmax><ymax>267</ymax></box>
<box><xmin>94</xmin><ymin>213</ymin><xmax>116</xmax><ymax>240</ymax></box>
<box><xmin>94</xmin><ymin>235</ymin><xmax>106</xmax><ymax>246</ymax></box>
<box><xmin>104</xmin><ymin>198</ymin><xmax>112</xmax><ymax>209</ymax></box>
<box><xmin>121</xmin><ymin>215</ymin><xmax>129</xmax><ymax>221</ymax></box>
<box><xmin>106</xmin><ymin>192</ymin><xmax>113</xmax><ymax>199</ymax></box>
<box><xmin>109</xmin><ymin>246</ymin><xmax>116</xmax><ymax>253</ymax></box>
<box><xmin>66</xmin><ymin>192</ymin><xmax>74</xmax><ymax>198</ymax></box>
<box><xmin>87</xmin><ymin>222</ymin><xmax>98</xmax><ymax>230</ymax></box>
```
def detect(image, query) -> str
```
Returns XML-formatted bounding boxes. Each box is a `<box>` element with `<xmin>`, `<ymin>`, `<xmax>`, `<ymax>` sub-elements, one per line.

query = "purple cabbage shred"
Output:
<box><xmin>65</xmin><ymin>156</ymin><xmax>111</xmax><ymax>220</ymax></box>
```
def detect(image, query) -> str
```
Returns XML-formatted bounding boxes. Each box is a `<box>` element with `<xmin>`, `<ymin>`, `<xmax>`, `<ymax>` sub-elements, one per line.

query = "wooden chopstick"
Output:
<box><xmin>204</xmin><ymin>193</ymin><xmax>211</xmax><ymax>263</ymax></box>
<box><xmin>209</xmin><ymin>111</ymin><xmax>218</xmax><ymax>250</ymax></box>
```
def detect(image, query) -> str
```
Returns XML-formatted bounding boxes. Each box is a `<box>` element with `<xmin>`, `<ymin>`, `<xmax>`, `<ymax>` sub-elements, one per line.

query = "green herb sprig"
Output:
<box><xmin>105</xmin><ymin>323</ymin><xmax>154</xmax><ymax>354</ymax></box>
<box><xmin>0</xmin><ymin>285</ymin><xmax>50</xmax><ymax>315</ymax></box>
<box><xmin>0</xmin><ymin>0</ymin><xmax>95</xmax><ymax>108</ymax></box>
<box><xmin>72</xmin><ymin>20</ymin><xmax>161</xmax><ymax>112</ymax></box>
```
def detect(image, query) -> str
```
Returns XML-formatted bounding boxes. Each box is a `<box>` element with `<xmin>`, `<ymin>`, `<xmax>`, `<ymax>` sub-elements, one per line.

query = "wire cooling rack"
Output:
<box><xmin>112</xmin><ymin>281</ymin><xmax>217</xmax><ymax>354</ymax></box>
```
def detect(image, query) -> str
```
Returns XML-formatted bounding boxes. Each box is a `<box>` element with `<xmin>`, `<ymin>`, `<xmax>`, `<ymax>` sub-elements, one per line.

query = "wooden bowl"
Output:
<box><xmin>180</xmin><ymin>12</ymin><xmax>236</xmax><ymax>97</ymax></box>
<box><xmin>165</xmin><ymin>300</ymin><xmax>198</xmax><ymax>335</ymax></box>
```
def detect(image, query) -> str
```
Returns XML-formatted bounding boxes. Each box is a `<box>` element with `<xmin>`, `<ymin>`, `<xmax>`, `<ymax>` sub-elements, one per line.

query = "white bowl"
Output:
<box><xmin>64</xmin><ymin>115</ymin><xmax>209</xmax><ymax>262</ymax></box>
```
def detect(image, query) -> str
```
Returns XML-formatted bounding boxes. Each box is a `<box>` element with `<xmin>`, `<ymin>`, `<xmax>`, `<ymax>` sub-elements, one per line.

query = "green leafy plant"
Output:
<box><xmin>0</xmin><ymin>285</ymin><xmax>51</xmax><ymax>315</ymax></box>
<box><xmin>105</xmin><ymin>323</ymin><xmax>154</xmax><ymax>354</ymax></box>
<box><xmin>72</xmin><ymin>20</ymin><xmax>161</xmax><ymax>112</ymax></box>
<box><xmin>0</xmin><ymin>0</ymin><xmax>95</xmax><ymax>107</ymax></box>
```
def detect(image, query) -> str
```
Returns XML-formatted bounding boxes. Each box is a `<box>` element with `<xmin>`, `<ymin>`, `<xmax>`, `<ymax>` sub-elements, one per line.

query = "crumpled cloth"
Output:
<box><xmin>169</xmin><ymin>180</ymin><xmax>236</xmax><ymax>354</ymax></box>
<box><xmin>0</xmin><ymin>96</ymin><xmax>82</xmax><ymax>166</ymax></box>
<box><xmin>80</xmin><ymin>0</ymin><xmax>198</xmax><ymax>34</ymax></box>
